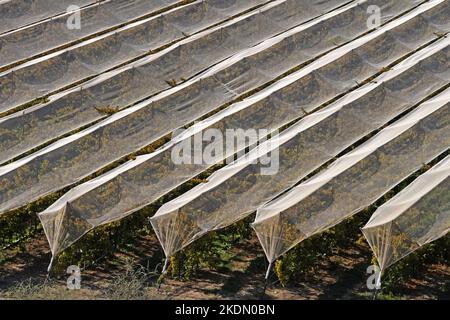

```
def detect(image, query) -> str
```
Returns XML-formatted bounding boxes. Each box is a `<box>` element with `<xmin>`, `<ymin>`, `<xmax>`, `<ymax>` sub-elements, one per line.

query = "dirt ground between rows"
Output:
<box><xmin>0</xmin><ymin>232</ymin><xmax>448</xmax><ymax>300</ymax></box>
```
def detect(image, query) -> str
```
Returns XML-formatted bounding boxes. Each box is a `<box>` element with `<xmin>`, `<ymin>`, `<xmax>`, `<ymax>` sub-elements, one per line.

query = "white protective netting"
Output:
<box><xmin>0</xmin><ymin>0</ymin><xmax>183</xmax><ymax>68</ymax></box>
<box><xmin>252</xmin><ymin>87</ymin><xmax>450</xmax><ymax>264</ymax></box>
<box><xmin>0</xmin><ymin>0</ymin><xmax>95</xmax><ymax>34</ymax></box>
<box><xmin>0</xmin><ymin>0</ymin><xmax>436</xmax><ymax>166</ymax></box>
<box><xmin>0</xmin><ymin>0</ymin><xmax>371</xmax><ymax>163</ymax></box>
<box><xmin>0</xmin><ymin>0</ymin><xmax>273</xmax><ymax>114</ymax></box>
<box><xmin>37</xmin><ymin>22</ymin><xmax>450</xmax><ymax>259</ymax></box>
<box><xmin>362</xmin><ymin>154</ymin><xmax>449</xmax><ymax>274</ymax></box>
<box><xmin>149</xmin><ymin>37</ymin><xmax>450</xmax><ymax>259</ymax></box>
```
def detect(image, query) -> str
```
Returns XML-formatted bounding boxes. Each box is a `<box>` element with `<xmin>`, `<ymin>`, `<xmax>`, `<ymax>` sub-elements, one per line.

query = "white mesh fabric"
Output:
<box><xmin>0</xmin><ymin>0</ymin><xmax>273</xmax><ymax>114</ymax></box>
<box><xmin>0</xmin><ymin>0</ymin><xmax>180</xmax><ymax>68</ymax></box>
<box><xmin>252</xmin><ymin>87</ymin><xmax>450</xmax><ymax>263</ymax></box>
<box><xmin>0</xmin><ymin>0</ymin><xmax>437</xmax><ymax>169</ymax></box>
<box><xmin>150</xmin><ymin>37</ymin><xmax>450</xmax><ymax>258</ymax></box>
<box><xmin>362</xmin><ymin>155</ymin><xmax>450</xmax><ymax>272</ymax></box>
<box><xmin>0</xmin><ymin>0</ymin><xmax>364</xmax><ymax>161</ymax></box>
<box><xmin>0</xmin><ymin>0</ymin><xmax>95</xmax><ymax>34</ymax></box>
<box><xmin>5</xmin><ymin>7</ymin><xmax>448</xmax><ymax>258</ymax></box>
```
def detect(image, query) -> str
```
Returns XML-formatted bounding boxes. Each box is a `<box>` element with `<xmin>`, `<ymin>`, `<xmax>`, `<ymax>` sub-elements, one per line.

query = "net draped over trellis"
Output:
<box><xmin>0</xmin><ymin>0</ymin><xmax>274</xmax><ymax>115</ymax></box>
<box><xmin>0</xmin><ymin>0</ymin><xmax>184</xmax><ymax>68</ymax></box>
<box><xmin>39</xmin><ymin>30</ymin><xmax>450</xmax><ymax>259</ymax></box>
<box><xmin>362</xmin><ymin>154</ymin><xmax>450</xmax><ymax>274</ymax></box>
<box><xmin>0</xmin><ymin>0</ymin><xmax>95</xmax><ymax>34</ymax></box>
<box><xmin>252</xmin><ymin>87</ymin><xmax>450</xmax><ymax>264</ymax></box>
<box><xmin>1</xmin><ymin>0</ymin><xmax>426</xmax><ymax>216</ymax></box>
<box><xmin>0</xmin><ymin>0</ymin><xmax>357</xmax><ymax>163</ymax></box>
<box><xmin>0</xmin><ymin>0</ymin><xmax>448</xmax><ymax>276</ymax></box>
<box><xmin>150</xmin><ymin>36</ymin><xmax>450</xmax><ymax>259</ymax></box>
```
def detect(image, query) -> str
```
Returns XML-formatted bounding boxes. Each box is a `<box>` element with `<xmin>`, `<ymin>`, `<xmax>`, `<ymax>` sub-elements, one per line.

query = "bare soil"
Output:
<box><xmin>0</xmin><ymin>232</ymin><xmax>448</xmax><ymax>300</ymax></box>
